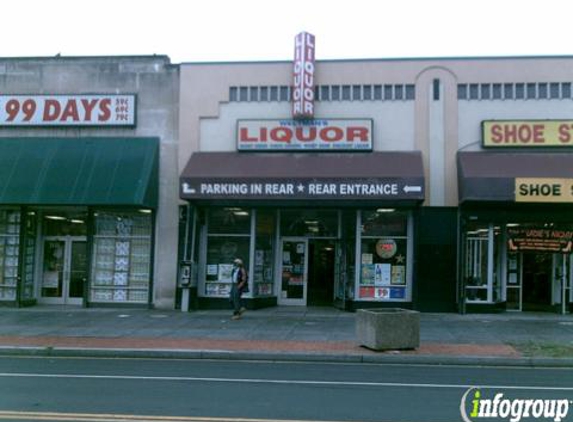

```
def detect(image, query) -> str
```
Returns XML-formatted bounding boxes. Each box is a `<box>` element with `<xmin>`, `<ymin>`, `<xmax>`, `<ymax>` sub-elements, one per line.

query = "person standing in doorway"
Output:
<box><xmin>230</xmin><ymin>258</ymin><xmax>248</xmax><ymax>320</ymax></box>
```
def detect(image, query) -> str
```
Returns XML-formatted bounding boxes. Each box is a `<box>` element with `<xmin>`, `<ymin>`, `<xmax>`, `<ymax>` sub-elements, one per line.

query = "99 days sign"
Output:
<box><xmin>0</xmin><ymin>94</ymin><xmax>136</xmax><ymax>126</ymax></box>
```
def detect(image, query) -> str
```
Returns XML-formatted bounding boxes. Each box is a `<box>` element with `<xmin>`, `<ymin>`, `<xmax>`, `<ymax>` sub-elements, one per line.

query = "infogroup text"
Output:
<box><xmin>460</xmin><ymin>388</ymin><xmax>571</xmax><ymax>422</ymax></box>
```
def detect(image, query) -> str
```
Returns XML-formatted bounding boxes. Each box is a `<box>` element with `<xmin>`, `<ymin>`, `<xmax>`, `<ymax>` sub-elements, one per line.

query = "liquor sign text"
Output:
<box><xmin>292</xmin><ymin>32</ymin><xmax>315</xmax><ymax>119</ymax></box>
<box><xmin>237</xmin><ymin>119</ymin><xmax>373</xmax><ymax>151</ymax></box>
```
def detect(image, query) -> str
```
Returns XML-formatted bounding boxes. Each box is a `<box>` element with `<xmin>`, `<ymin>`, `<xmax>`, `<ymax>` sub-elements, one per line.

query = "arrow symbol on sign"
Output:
<box><xmin>182</xmin><ymin>183</ymin><xmax>196</xmax><ymax>194</ymax></box>
<box><xmin>403</xmin><ymin>185</ymin><xmax>422</xmax><ymax>193</ymax></box>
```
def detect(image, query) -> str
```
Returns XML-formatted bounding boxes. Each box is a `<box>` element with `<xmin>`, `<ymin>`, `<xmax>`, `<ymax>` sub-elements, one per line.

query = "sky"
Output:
<box><xmin>4</xmin><ymin>0</ymin><xmax>573</xmax><ymax>64</ymax></box>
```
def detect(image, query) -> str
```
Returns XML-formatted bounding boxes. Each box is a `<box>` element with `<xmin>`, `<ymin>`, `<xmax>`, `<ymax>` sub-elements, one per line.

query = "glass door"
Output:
<box><xmin>507</xmin><ymin>252</ymin><xmax>570</xmax><ymax>313</ymax></box>
<box><xmin>41</xmin><ymin>236</ymin><xmax>87</xmax><ymax>305</ymax></box>
<box><xmin>506</xmin><ymin>252</ymin><xmax>522</xmax><ymax>311</ymax></box>
<box><xmin>69</xmin><ymin>240</ymin><xmax>87</xmax><ymax>302</ymax></box>
<box><xmin>553</xmin><ymin>253</ymin><xmax>571</xmax><ymax>314</ymax></box>
<box><xmin>278</xmin><ymin>238</ymin><xmax>308</xmax><ymax>306</ymax></box>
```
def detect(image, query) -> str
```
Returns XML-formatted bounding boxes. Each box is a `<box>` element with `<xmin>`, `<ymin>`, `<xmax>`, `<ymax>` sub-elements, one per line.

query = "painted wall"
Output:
<box><xmin>199</xmin><ymin>101</ymin><xmax>415</xmax><ymax>152</ymax></box>
<box><xmin>458</xmin><ymin>100</ymin><xmax>573</xmax><ymax>151</ymax></box>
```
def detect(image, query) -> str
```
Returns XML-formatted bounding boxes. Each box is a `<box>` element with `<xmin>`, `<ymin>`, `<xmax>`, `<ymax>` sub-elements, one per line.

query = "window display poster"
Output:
<box><xmin>391</xmin><ymin>265</ymin><xmax>406</xmax><ymax>285</ymax></box>
<box><xmin>205</xmin><ymin>283</ymin><xmax>231</xmax><ymax>296</ymax></box>
<box><xmin>115</xmin><ymin>241</ymin><xmax>130</xmax><ymax>256</ymax></box>
<box><xmin>113</xmin><ymin>289</ymin><xmax>127</xmax><ymax>301</ymax></box>
<box><xmin>113</xmin><ymin>272</ymin><xmax>128</xmax><ymax>286</ymax></box>
<box><xmin>255</xmin><ymin>250</ymin><xmax>264</xmax><ymax>266</ymax></box>
<box><xmin>359</xmin><ymin>286</ymin><xmax>375</xmax><ymax>298</ymax></box>
<box><xmin>207</xmin><ymin>265</ymin><xmax>218</xmax><ymax>276</ymax></box>
<box><xmin>390</xmin><ymin>287</ymin><xmax>406</xmax><ymax>299</ymax></box>
<box><xmin>289</xmin><ymin>276</ymin><xmax>303</xmax><ymax>286</ymax></box>
<box><xmin>508</xmin><ymin>256</ymin><xmax>517</xmax><ymax>271</ymax></box>
<box><xmin>361</xmin><ymin>253</ymin><xmax>373</xmax><ymax>265</ymax></box>
<box><xmin>374</xmin><ymin>263</ymin><xmax>391</xmax><ymax>286</ymax></box>
<box><xmin>361</xmin><ymin>264</ymin><xmax>375</xmax><ymax>285</ymax></box>
<box><xmin>375</xmin><ymin>287</ymin><xmax>390</xmax><ymax>299</ymax></box>
<box><xmin>42</xmin><ymin>271</ymin><xmax>59</xmax><ymax>288</ymax></box>
<box><xmin>218</xmin><ymin>264</ymin><xmax>233</xmax><ymax>282</ymax></box>
<box><xmin>376</xmin><ymin>239</ymin><xmax>397</xmax><ymax>259</ymax></box>
<box><xmin>254</xmin><ymin>269</ymin><xmax>264</xmax><ymax>283</ymax></box>
<box><xmin>508</xmin><ymin>272</ymin><xmax>518</xmax><ymax>284</ymax></box>
<box><xmin>257</xmin><ymin>283</ymin><xmax>272</xmax><ymax>295</ymax></box>
<box><xmin>115</xmin><ymin>257</ymin><xmax>129</xmax><ymax>271</ymax></box>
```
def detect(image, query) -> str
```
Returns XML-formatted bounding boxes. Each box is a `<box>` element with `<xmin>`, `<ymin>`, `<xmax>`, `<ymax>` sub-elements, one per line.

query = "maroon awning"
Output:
<box><xmin>458</xmin><ymin>151</ymin><xmax>573</xmax><ymax>203</ymax></box>
<box><xmin>180</xmin><ymin>152</ymin><xmax>425</xmax><ymax>204</ymax></box>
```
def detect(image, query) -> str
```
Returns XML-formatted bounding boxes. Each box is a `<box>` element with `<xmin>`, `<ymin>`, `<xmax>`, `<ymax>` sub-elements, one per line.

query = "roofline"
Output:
<box><xmin>0</xmin><ymin>54</ymin><xmax>171</xmax><ymax>62</ymax></box>
<box><xmin>180</xmin><ymin>54</ymin><xmax>573</xmax><ymax>66</ymax></box>
<box><xmin>3</xmin><ymin>53</ymin><xmax>573</xmax><ymax>66</ymax></box>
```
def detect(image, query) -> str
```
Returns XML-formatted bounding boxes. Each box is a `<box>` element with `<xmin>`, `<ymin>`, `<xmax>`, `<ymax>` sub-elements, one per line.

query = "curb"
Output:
<box><xmin>1</xmin><ymin>345</ymin><xmax>573</xmax><ymax>368</ymax></box>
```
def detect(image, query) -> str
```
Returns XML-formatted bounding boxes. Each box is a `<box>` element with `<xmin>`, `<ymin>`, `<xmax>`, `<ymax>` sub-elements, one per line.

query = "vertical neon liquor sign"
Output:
<box><xmin>292</xmin><ymin>32</ymin><xmax>316</xmax><ymax>119</ymax></box>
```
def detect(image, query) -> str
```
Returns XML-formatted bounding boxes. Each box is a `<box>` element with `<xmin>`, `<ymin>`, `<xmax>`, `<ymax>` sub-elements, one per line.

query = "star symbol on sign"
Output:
<box><xmin>297</xmin><ymin>184</ymin><xmax>305</xmax><ymax>193</ymax></box>
<box><xmin>395</xmin><ymin>254</ymin><xmax>405</xmax><ymax>264</ymax></box>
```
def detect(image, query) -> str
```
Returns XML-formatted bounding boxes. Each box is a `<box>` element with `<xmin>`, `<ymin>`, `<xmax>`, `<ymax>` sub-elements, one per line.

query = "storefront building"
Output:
<box><xmin>178</xmin><ymin>39</ymin><xmax>573</xmax><ymax>313</ymax></box>
<box><xmin>458</xmin><ymin>139</ymin><xmax>573</xmax><ymax>314</ymax></box>
<box><xmin>0</xmin><ymin>56</ymin><xmax>179</xmax><ymax>308</ymax></box>
<box><xmin>178</xmin><ymin>34</ymin><xmax>455</xmax><ymax>312</ymax></box>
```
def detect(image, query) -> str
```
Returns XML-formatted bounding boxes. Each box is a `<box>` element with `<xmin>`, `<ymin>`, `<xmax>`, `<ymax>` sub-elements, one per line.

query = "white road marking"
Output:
<box><xmin>0</xmin><ymin>411</ymin><xmax>347</xmax><ymax>422</ymax></box>
<box><xmin>0</xmin><ymin>372</ymin><xmax>571</xmax><ymax>391</ymax></box>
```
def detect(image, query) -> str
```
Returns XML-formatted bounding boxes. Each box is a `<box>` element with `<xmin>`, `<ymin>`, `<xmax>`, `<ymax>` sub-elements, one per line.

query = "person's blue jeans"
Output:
<box><xmin>230</xmin><ymin>284</ymin><xmax>243</xmax><ymax>315</ymax></box>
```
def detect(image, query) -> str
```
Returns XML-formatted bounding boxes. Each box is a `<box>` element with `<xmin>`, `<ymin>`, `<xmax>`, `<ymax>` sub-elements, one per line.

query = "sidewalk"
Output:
<box><xmin>0</xmin><ymin>306</ymin><xmax>572</xmax><ymax>366</ymax></box>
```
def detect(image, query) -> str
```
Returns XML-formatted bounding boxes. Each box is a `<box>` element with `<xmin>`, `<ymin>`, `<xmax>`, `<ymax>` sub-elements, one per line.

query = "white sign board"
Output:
<box><xmin>0</xmin><ymin>94</ymin><xmax>136</xmax><ymax>126</ymax></box>
<box><xmin>237</xmin><ymin>119</ymin><xmax>373</xmax><ymax>151</ymax></box>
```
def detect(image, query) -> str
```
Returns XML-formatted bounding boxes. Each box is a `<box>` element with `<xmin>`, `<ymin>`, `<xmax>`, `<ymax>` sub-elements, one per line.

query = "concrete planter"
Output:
<box><xmin>356</xmin><ymin>308</ymin><xmax>420</xmax><ymax>351</ymax></box>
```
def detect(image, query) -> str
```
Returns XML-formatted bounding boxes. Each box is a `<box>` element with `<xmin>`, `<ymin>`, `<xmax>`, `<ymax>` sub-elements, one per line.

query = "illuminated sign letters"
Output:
<box><xmin>292</xmin><ymin>32</ymin><xmax>315</xmax><ymax>119</ymax></box>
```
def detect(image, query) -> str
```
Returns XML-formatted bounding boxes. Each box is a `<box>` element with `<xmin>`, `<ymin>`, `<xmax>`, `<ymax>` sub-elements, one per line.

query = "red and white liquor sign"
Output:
<box><xmin>0</xmin><ymin>94</ymin><xmax>136</xmax><ymax>126</ymax></box>
<box><xmin>237</xmin><ymin>119</ymin><xmax>373</xmax><ymax>151</ymax></box>
<box><xmin>292</xmin><ymin>32</ymin><xmax>315</xmax><ymax>119</ymax></box>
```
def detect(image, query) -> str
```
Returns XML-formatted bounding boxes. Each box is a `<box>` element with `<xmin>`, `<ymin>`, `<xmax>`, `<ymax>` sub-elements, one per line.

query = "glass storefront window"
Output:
<box><xmin>361</xmin><ymin>209</ymin><xmax>407</xmax><ymax>237</ymax></box>
<box><xmin>280</xmin><ymin>209</ymin><xmax>338</xmax><ymax>237</ymax></box>
<box><xmin>463</xmin><ymin>222</ymin><xmax>503</xmax><ymax>304</ymax></box>
<box><xmin>336</xmin><ymin>210</ymin><xmax>356</xmax><ymax>303</ymax></box>
<box><xmin>204</xmin><ymin>207</ymin><xmax>251</xmax><ymax>297</ymax></box>
<box><xmin>493</xmin><ymin>226</ymin><xmax>502</xmax><ymax>302</ymax></box>
<box><xmin>208</xmin><ymin>208</ymin><xmax>251</xmax><ymax>235</ymax></box>
<box><xmin>0</xmin><ymin>209</ymin><xmax>20</xmax><ymax>301</ymax></box>
<box><xmin>254</xmin><ymin>210</ymin><xmax>275</xmax><ymax>297</ymax></box>
<box><xmin>91</xmin><ymin>211</ymin><xmax>153</xmax><ymax>304</ymax></box>
<box><xmin>21</xmin><ymin>211</ymin><xmax>37</xmax><ymax>301</ymax></box>
<box><xmin>464</xmin><ymin>224</ymin><xmax>490</xmax><ymax>302</ymax></box>
<box><xmin>42</xmin><ymin>211</ymin><xmax>87</xmax><ymax>236</ymax></box>
<box><xmin>358</xmin><ymin>209</ymin><xmax>410</xmax><ymax>301</ymax></box>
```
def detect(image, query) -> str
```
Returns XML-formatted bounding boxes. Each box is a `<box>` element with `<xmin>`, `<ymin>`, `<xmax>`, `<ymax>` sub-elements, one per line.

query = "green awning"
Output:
<box><xmin>0</xmin><ymin>137</ymin><xmax>158</xmax><ymax>208</ymax></box>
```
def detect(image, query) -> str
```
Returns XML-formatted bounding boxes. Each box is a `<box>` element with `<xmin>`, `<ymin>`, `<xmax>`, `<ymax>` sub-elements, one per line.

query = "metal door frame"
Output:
<box><xmin>39</xmin><ymin>236</ymin><xmax>87</xmax><ymax>305</ymax></box>
<box><xmin>553</xmin><ymin>253</ymin><xmax>571</xmax><ymax>315</ymax></box>
<box><xmin>506</xmin><ymin>252</ymin><xmax>523</xmax><ymax>311</ymax></box>
<box><xmin>278</xmin><ymin>237</ymin><xmax>309</xmax><ymax>306</ymax></box>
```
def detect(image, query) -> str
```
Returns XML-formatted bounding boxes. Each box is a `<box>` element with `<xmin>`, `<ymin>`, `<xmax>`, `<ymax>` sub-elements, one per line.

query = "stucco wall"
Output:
<box><xmin>180</xmin><ymin>56</ymin><xmax>573</xmax><ymax>208</ymax></box>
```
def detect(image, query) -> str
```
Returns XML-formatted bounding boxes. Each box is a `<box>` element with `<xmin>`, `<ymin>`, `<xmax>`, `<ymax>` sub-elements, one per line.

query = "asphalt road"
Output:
<box><xmin>0</xmin><ymin>356</ymin><xmax>571</xmax><ymax>422</ymax></box>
